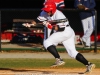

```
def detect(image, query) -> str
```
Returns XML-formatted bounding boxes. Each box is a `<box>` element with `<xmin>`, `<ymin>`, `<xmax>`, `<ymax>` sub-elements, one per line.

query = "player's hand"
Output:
<box><xmin>77</xmin><ymin>4</ymin><xmax>85</xmax><ymax>10</ymax></box>
<box><xmin>43</xmin><ymin>21</ymin><xmax>53</xmax><ymax>29</ymax></box>
<box><xmin>85</xmin><ymin>7</ymin><xmax>89</xmax><ymax>10</ymax></box>
<box><xmin>54</xmin><ymin>25</ymin><xmax>58</xmax><ymax>31</ymax></box>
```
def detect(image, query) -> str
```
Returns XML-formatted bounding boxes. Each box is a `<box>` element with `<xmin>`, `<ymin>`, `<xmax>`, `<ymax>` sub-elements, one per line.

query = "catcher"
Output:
<box><xmin>24</xmin><ymin>2</ymin><xmax>95</xmax><ymax>74</ymax></box>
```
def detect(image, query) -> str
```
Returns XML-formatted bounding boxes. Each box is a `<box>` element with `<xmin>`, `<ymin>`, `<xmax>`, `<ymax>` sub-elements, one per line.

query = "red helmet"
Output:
<box><xmin>42</xmin><ymin>2</ymin><xmax>56</xmax><ymax>14</ymax></box>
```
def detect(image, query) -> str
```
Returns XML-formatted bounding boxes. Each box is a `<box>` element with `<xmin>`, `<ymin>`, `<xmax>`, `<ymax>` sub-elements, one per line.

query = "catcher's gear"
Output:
<box><xmin>42</xmin><ymin>2</ymin><xmax>56</xmax><ymax>14</ymax></box>
<box><xmin>77</xmin><ymin>4</ymin><xmax>85</xmax><ymax>10</ymax></box>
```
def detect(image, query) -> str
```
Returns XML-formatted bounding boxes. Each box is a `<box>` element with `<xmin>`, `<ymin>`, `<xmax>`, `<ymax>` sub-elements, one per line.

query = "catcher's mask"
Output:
<box><xmin>42</xmin><ymin>2</ymin><xmax>56</xmax><ymax>14</ymax></box>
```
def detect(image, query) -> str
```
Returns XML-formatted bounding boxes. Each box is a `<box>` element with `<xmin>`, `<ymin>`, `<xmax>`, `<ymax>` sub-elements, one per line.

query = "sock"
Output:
<box><xmin>47</xmin><ymin>45</ymin><xmax>60</xmax><ymax>58</ymax></box>
<box><xmin>76</xmin><ymin>53</ymin><xmax>90</xmax><ymax>66</ymax></box>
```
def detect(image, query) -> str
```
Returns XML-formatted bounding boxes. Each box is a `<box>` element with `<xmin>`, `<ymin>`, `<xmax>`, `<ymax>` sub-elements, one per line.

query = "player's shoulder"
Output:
<box><xmin>40</xmin><ymin>11</ymin><xmax>48</xmax><ymax>16</ymax></box>
<box><xmin>55</xmin><ymin>10</ymin><xmax>66</xmax><ymax>18</ymax></box>
<box><xmin>56</xmin><ymin>9</ymin><xmax>63</xmax><ymax>14</ymax></box>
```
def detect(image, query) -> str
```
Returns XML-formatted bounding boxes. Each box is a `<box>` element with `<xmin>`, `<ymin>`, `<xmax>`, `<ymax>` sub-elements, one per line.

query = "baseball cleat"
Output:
<box><xmin>50</xmin><ymin>58</ymin><xmax>65</xmax><ymax>68</ymax></box>
<box><xmin>80</xmin><ymin>38</ymin><xmax>86</xmax><ymax>47</ymax></box>
<box><xmin>84</xmin><ymin>63</ymin><xmax>95</xmax><ymax>74</ymax></box>
<box><xmin>84</xmin><ymin>46</ymin><xmax>91</xmax><ymax>49</ymax></box>
<box><xmin>40</xmin><ymin>46</ymin><xmax>46</xmax><ymax>51</ymax></box>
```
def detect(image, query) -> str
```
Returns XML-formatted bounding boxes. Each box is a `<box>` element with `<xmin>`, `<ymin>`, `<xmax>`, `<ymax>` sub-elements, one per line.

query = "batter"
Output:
<box><xmin>24</xmin><ymin>2</ymin><xmax>95</xmax><ymax>74</ymax></box>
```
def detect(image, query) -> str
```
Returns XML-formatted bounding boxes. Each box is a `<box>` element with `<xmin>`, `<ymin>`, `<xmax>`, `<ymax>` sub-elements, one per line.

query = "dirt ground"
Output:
<box><xmin>0</xmin><ymin>68</ymin><xmax>100</xmax><ymax>75</ymax></box>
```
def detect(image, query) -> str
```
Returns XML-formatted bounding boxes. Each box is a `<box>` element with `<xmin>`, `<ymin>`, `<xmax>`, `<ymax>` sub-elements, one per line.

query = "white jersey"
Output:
<box><xmin>40</xmin><ymin>11</ymin><xmax>52</xmax><ymax>39</ymax></box>
<box><xmin>40</xmin><ymin>10</ymin><xmax>69</xmax><ymax>39</ymax></box>
<box><xmin>41</xmin><ymin>10</ymin><xmax>69</xmax><ymax>27</ymax></box>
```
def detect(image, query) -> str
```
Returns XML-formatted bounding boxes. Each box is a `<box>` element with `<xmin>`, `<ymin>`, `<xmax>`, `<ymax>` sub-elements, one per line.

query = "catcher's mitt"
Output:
<box><xmin>77</xmin><ymin>4</ymin><xmax>85</xmax><ymax>10</ymax></box>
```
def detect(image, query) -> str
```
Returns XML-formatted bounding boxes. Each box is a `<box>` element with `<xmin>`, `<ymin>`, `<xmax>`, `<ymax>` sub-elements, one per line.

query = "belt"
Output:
<box><xmin>57</xmin><ymin>25</ymin><xmax>70</xmax><ymax>32</ymax></box>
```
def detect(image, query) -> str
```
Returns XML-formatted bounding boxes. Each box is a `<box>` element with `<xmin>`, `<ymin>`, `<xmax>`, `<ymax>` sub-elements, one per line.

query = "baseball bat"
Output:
<box><xmin>22</xmin><ymin>18</ymin><xmax>68</xmax><ymax>27</ymax></box>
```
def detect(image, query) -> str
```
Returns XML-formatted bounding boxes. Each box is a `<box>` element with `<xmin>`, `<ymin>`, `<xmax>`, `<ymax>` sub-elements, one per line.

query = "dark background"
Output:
<box><xmin>0</xmin><ymin>0</ymin><xmax>100</xmax><ymax>33</ymax></box>
<box><xmin>0</xmin><ymin>0</ymin><xmax>99</xmax><ymax>9</ymax></box>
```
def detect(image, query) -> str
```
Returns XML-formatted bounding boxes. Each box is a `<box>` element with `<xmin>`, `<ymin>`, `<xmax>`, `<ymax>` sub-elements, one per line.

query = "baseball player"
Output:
<box><xmin>26</xmin><ymin>2</ymin><xmax>95</xmax><ymax>74</ymax></box>
<box><xmin>40</xmin><ymin>0</ymin><xmax>65</xmax><ymax>50</ymax></box>
<box><xmin>74</xmin><ymin>0</ymin><xmax>96</xmax><ymax>48</ymax></box>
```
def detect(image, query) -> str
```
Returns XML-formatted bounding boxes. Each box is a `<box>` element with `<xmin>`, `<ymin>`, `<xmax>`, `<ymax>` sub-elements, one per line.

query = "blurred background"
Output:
<box><xmin>0</xmin><ymin>0</ymin><xmax>100</xmax><ymax>46</ymax></box>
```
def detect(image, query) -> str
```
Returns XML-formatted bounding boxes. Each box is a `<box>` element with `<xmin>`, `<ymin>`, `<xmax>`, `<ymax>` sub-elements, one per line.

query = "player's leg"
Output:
<box><xmin>40</xmin><ymin>27</ymin><xmax>52</xmax><ymax>51</ymax></box>
<box><xmin>85</xmin><ymin>16</ymin><xmax>95</xmax><ymax>47</ymax></box>
<box><xmin>43</xmin><ymin>26</ymin><xmax>78</xmax><ymax>67</ymax></box>
<box><xmin>43</xmin><ymin>32</ymin><xmax>69</xmax><ymax>67</ymax></box>
<box><xmin>81</xmin><ymin>17</ymin><xmax>94</xmax><ymax>47</ymax></box>
<box><xmin>81</xmin><ymin>18</ymin><xmax>88</xmax><ymax>47</ymax></box>
<box><xmin>63</xmin><ymin>32</ymin><xmax>95</xmax><ymax>74</ymax></box>
<box><xmin>47</xmin><ymin>45</ymin><xmax>65</xmax><ymax>67</ymax></box>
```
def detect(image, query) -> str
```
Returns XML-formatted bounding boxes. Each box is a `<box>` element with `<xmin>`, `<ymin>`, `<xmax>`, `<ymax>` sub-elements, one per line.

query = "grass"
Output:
<box><xmin>0</xmin><ymin>58</ymin><xmax>100</xmax><ymax>69</ymax></box>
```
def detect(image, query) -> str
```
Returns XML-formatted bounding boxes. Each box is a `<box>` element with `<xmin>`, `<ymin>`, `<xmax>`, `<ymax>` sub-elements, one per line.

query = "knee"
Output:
<box><xmin>43</xmin><ymin>40</ymin><xmax>47</xmax><ymax>48</ymax></box>
<box><xmin>68</xmin><ymin>51</ymin><xmax>79</xmax><ymax>58</ymax></box>
<box><xmin>43</xmin><ymin>40</ymin><xmax>53</xmax><ymax>49</ymax></box>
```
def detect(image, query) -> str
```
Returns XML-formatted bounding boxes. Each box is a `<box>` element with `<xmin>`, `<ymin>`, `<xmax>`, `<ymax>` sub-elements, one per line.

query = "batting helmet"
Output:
<box><xmin>42</xmin><ymin>2</ymin><xmax>56</xmax><ymax>14</ymax></box>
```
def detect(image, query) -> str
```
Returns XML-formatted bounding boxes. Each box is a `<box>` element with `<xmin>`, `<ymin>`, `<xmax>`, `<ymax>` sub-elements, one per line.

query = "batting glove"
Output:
<box><xmin>43</xmin><ymin>21</ymin><xmax>53</xmax><ymax>29</ymax></box>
